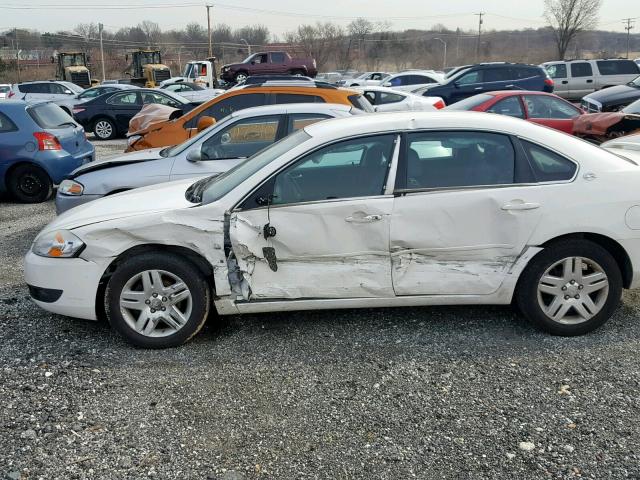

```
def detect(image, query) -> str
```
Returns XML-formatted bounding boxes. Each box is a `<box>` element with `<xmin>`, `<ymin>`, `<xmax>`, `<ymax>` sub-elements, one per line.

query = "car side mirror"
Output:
<box><xmin>382</xmin><ymin>82</ymin><xmax>391</xmax><ymax>87</ymax></box>
<box><xmin>186</xmin><ymin>147</ymin><xmax>203</xmax><ymax>163</ymax></box>
<box><xmin>250</xmin><ymin>61</ymin><xmax>255</xmax><ymax>65</ymax></box>
<box><xmin>197</xmin><ymin>115</ymin><xmax>216</xmax><ymax>132</ymax></box>
<box><xmin>453</xmin><ymin>82</ymin><xmax>461</xmax><ymax>89</ymax></box>
<box><xmin>64</xmin><ymin>90</ymin><xmax>73</xmax><ymax>95</ymax></box>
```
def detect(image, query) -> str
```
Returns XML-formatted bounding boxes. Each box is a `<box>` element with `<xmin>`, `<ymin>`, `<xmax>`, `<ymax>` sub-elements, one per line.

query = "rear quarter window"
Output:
<box><xmin>522</xmin><ymin>140</ymin><xmax>577</xmax><ymax>182</ymax></box>
<box><xmin>348</xmin><ymin>94</ymin><xmax>374</xmax><ymax>112</ymax></box>
<box><xmin>0</xmin><ymin>112</ymin><xmax>18</xmax><ymax>132</ymax></box>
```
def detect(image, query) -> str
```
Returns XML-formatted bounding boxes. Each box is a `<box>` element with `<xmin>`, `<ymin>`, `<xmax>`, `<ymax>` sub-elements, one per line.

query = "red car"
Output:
<box><xmin>446</xmin><ymin>91</ymin><xmax>583</xmax><ymax>134</ymax></box>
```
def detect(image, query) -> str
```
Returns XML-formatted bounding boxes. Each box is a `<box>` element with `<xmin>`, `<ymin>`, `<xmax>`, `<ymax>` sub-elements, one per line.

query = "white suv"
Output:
<box><xmin>542</xmin><ymin>59</ymin><xmax>640</xmax><ymax>100</ymax></box>
<box><xmin>8</xmin><ymin>80</ymin><xmax>84</xmax><ymax>102</ymax></box>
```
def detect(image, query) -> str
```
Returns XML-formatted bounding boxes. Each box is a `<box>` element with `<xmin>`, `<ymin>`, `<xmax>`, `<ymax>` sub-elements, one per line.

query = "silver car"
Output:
<box><xmin>56</xmin><ymin>103</ymin><xmax>360</xmax><ymax>213</ymax></box>
<box><xmin>53</xmin><ymin>84</ymin><xmax>138</xmax><ymax>115</ymax></box>
<box><xmin>8</xmin><ymin>81</ymin><xmax>84</xmax><ymax>102</ymax></box>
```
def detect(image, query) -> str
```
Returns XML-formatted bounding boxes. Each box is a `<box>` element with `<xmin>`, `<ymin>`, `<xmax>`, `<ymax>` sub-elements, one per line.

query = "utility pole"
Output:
<box><xmin>623</xmin><ymin>18</ymin><xmax>635</xmax><ymax>59</ymax></box>
<box><xmin>475</xmin><ymin>12</ymin><xmax>484</xmax><ymax>62</ymax></box>
<box><xmin>98</xmin><ymin>23</ymin><xmax>106</xmax><ymax>81</ymax></box>
<box><xmin>455</xmin><ymin>27</ymin><xmax>460</xmax><ymax>64</ymax></box>
<box><xmin>433</xmin><ymin>38</ymin><xmax>447</xmax><ymax>70</ymax></box>
<box><xmin>206</xmin><ymin>4</ymin><xmax>213</xmax><ymax>57</ymax></box>
<box><xmin>14</xmin><ymin>28</ymin><xmax>20</xmax><ymax>83</ymax></box>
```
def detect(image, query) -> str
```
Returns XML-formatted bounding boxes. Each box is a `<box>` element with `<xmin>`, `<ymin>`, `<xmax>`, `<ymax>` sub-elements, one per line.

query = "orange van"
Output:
<box><xmin>126</xmin><ymin>81</ymin><xmax>372</xmax><ymax>151</ymax></box>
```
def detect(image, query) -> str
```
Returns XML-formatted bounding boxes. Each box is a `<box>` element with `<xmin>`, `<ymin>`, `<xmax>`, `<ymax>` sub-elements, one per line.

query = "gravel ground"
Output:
<box><xmin>2</xmin><ymin>139</ymin><xmax>640</xmax><ymax>479</ymax></box>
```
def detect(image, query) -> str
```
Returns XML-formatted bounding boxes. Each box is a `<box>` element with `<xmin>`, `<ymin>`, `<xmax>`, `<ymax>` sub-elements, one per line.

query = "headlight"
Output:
<box><xmin>32</xmin><ymin>230</ymin><xmax>85</xmax><ymax>258</ymax></box>
<box><xmin>58</xmin><ymin>179</ymin><xmax>84</xmax><ymax>196</ymax></box>
<box><xmin>127</xmin><ymin>135</ymin><xmax>142</xmax><ymax>147</ymax></box>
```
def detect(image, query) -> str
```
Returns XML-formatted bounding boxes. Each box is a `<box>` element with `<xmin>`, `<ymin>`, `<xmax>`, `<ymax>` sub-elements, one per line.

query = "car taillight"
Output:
<box><xmin>433</xmin><ymin>99</ymin><xmax>446</xmax><ymax>109</ymax></box>
<box><xmin>33</xmin><ymin>132</ymin><xmax>62</xmax><ymax>151</ymax></box>
<box><xmin>544</xmin><ymin>78</ymin><xmax>554</xmax><ymax>87</ymax></box>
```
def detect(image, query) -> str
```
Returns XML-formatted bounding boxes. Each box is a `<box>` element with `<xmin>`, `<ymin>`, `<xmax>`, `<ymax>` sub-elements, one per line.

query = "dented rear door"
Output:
<box><xmin>390</xmin><ymin>130</ymin><xmax>543</xmax><ymax>296</ymax></box>
<box><xmin>228</xmin><ymin>133</ymin><xmax>398</xmax><ymax>300</ymax></box>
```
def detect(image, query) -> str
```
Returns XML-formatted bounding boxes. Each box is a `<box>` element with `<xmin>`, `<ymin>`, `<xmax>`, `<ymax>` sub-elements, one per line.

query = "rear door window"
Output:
<box><xmin>107</xmin><ymin>92</ymin><xmax>140</xmax><ymax>105</ymax></box>
<box><xmin>523</xmin><ymin>95</ymin><xmax>580</xmax><ymax>119</ymax></box>
<box><xmin>274</xmin><ymin>93</ymin><xmax>326</xmax><ymax>104</ymax></box>
<box><xmin>20</xmin><ymin>83</ymin><xmax>46</xmax><ymax>94</ymax></box>
<box><xmin>0</xmin><ymin>112</ymin><xmax>18</xmax><ymax>132</ymax></box>
<box><xmin>378</xmin><ymin>91</ymin><xmax>405</xmax><ymax>104</ymax></box>
<box><xmin>201</xmin><ymin>115</ymin><xmax>282</xmax><ymax>160</ymax></box>
<box><xmin>193</xmin><ymin>93</ymin><xmax>267</xmax><ymax>125</ymax></box>
<box><xmin>483</xmin><ymin>68</ymin><xmax>513</xmax><ymax>82</ymax></box>
<box><xmin>570</xmin><ymin>63</ymin><xmax>593</xmax><ymax>77</ymax></box>
<box><xmin>596</xmin><ymin>60</ymin><xmax>640</xmax><ymax>75</ymax></box>
<box><xmin>545</xmin><ymin>64</ymin><xmax>567</xmax><ymax>79</ymax></box>
<box><xmin>271</xmin><ymin>52</ymin><xmax>286</xmax><ymax>63</ymax></box>
<box><xmin>521</xmin><ymin>140</ymin><xmax>576</xmax><ymax>181</ymax></box>
<box><xmin>288</xmin><ymin>113</ymin><xmax>332</xmax><ymax>132</ymax></box>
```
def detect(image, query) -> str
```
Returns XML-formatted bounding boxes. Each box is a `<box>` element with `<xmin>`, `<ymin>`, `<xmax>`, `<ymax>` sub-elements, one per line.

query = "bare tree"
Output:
<box><xmin>544</xmin><ymin>0</ymin><xmax>602</xmax><ymax>59</ymax></box>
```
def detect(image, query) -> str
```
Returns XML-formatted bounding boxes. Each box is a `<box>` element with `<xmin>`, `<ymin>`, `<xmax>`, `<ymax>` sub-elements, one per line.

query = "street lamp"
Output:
<box><xmin>433</xmin><ymin>37</ymin><xmax>447</xmax><ymax>70</ymax></box>
<box><xmin>240</xmin><ymin>38</ymin><xmax>251</xmax><ymax>56</ymax></box>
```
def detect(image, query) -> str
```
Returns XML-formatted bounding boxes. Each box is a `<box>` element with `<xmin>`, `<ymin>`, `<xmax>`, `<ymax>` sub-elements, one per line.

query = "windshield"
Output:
<box><xmin>61</xmin><ymin>54</ymin><xmax>85</xmax><ymax>67</ymax></box>
<box><xmin>622</xmin><ymin>98</ymin><xmax>640</xmax><ymax>114</ymax></box>
<box><xmin>242</xmin><ymin>54</ymin><xmax>255</xmax><ymax>63</ymax></box>
<box><xmin>162</xmin><ymin>114</ymin><xmax>234</xmax><ymax>157</ymax></box>
<box><xmin>200</xmin><ymin>129</ymin><xmax>311</xmax><ymax>204</ymax></box>
<box><xmin>445</xmin><ymin>94</ymin><xmax>494</xmax><ymax>111</ymax></box>
<box><xmin>140</xmin><ymin>51</ymin><xmax>161</xmax><ymax>65</ymax></box>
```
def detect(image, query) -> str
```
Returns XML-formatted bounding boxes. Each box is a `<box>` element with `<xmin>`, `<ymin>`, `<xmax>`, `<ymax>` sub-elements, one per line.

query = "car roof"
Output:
<box><xmin>0</xmin><ymin>100</ymin><xmax>28</xmax><ymax>111</ymax></box>
<box><xmin>486</xmin><ymin>90</ymin><xmax>562</xmax><ymax>98</ymax></box>
<box><xmin>231</xmin><ymin>103</ymin><xmax>352</xmax><ymax>119</ymax></box>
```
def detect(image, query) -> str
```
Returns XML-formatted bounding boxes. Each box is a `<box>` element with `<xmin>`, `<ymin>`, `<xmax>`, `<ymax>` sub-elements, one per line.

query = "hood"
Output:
<box><xmin>584</xmin><ymin>84</ymin><xmax>640</xmax><ymax>104</ymax></box>
<box><xmin>49</xmin><ymin>177</ymin><xmax>201</xmax><ymax>231</ymax></box>
<box><xmin>128</xmin><ymin>104</ymin><xmax>181</xmax><ymax>136</ymax></box>
<box><xmin>71</xmin><ymin>148</ymin><xmax>165</xmax><ymax>177</ymax></box>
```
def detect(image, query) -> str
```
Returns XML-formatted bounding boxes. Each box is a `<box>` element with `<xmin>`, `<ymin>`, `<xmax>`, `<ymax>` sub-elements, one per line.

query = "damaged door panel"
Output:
<box><xmin>228</xmin><ymin>197</ymin><xmax>394</xmax><ymax>300</ymax></box>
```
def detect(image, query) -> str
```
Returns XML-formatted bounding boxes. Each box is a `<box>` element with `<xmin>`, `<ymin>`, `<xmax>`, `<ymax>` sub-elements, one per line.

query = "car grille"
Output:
<box><xmin>581</xmin><ymin>99</ymin><xmax>601</xmax><ymax>113</ymax></box>
<box><xmin>154</xmin><ymin>69</ymin><xmax>171</xmax><ymax>83</ymax></box>
<box><xmin>70</xmin><ymin>72</ymin><xmax>90</xmax><ymax>87</ymax></box>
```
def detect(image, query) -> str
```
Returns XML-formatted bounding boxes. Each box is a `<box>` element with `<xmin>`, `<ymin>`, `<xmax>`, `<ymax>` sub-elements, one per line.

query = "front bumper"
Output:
<box><xmin>24</xmin><ymin>251</ymin><xmax>108</xmax><ymax>321</ymax></box>
<box><xmin>55</xmin><ymin>192</ymin><xmax>104</xmax><ymax>214</ymax></box>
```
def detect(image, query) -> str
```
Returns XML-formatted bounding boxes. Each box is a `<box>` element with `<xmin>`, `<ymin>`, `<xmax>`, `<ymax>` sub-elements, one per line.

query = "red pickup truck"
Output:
<box><xmin>220</xmin><ymin>51</ymin><xmax>318</xmax><ymax>84</ymax></box>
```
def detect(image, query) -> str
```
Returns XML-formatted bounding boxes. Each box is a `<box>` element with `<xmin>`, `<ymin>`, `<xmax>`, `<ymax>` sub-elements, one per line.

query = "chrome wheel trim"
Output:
<box><xmin>95</xmin><ymin>120</ymin><xmax>113</xmax><ymax>139</ymax></box>
<box><xmin>537</xmin><ymin>256</ymin><xmax>609</xmax><ymax>325</ymax></box>
<box><xmin>119</xmin><ymin>269</ymin><xmax>192</xmax><ymax>338</ymax></box>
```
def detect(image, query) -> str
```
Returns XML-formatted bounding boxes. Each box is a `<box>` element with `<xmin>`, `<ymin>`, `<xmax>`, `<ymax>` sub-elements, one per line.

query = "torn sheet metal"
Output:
<box><xmin>228</xmin><ymin>198</ymin><xmax>395</xmax><ymax>300</ymax></box>
<box><xmin>574</xmin><ymin>112</ymin><xmax>640</xmax><ymax>144</ymax></box>
<box><xmin>127</xmin><ymin>104</ymin><xmax>183</xmax><ymax>136</ymax></box>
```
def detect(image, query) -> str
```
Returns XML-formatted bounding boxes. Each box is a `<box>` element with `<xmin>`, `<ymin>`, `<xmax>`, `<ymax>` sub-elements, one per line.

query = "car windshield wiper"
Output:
<box><xmin>57</xmin><ymin>121</ymin><xmax>78</xmax><ymax>128</ymax></box>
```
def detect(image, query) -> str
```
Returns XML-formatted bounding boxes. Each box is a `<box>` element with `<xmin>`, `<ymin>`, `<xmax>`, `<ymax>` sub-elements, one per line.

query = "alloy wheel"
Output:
<box><xmin>537</xmin><ymin>256</ymin><xmax>609</xmax><ymax>325</ymax></box>
<box><xmin>119</xmin><ymin>269</ymin><xmax>192</xmax><ymax>337</ymax></box>
<box><xmin>95</xmin><ymin>120</ymin><xmax>113</xmax><ymax>139</ymax></box>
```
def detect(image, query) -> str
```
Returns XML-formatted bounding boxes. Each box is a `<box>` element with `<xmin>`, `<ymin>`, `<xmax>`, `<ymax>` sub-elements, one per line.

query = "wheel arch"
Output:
<box><xmin>539</xmin><ymin>232</ymin><xmax>633</xmax><ymax>289</ymax></box>
<box><xmin>95</xmin><ymin>243</ymin><xmax>217</xmax><ymax>321</ymax></box>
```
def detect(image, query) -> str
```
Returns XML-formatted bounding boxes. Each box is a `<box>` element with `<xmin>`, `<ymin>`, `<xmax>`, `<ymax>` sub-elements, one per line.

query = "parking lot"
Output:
<box><xmin>0</xmin><ymin>138</ymin><xmax>639</xmax><ymax>479</ymax></box>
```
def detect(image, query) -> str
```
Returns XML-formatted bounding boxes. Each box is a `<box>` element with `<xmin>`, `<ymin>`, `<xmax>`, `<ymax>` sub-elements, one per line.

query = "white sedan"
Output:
<box><xmin>356</xmin><ymin>86</ymin><xmax>445</xmax><ymax>112</ymax></box>
<box><xmin>25</xmin><ymin>112</ymin><xmax>640</xmax><ymax>348</ymax></box>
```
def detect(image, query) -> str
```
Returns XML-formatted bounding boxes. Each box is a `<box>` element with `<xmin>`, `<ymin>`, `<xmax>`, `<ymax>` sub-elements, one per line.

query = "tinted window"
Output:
<box><xmin>457</xmin><ymin>70</ymin><xmax>482</xmax><ymax>85</ymax></box>
<box><xmin>596</xmin><ymin>60</ymin><xmax>640</xmax><ymax>75</ymax></box>
<box><xmin>483</xmin><ymin>68</ymin><xmax>513</xmax><ymax>82</ymax></box>
<box><xmin>408</xmin><ymin>75</ymin><xmax>436</xmax><ymax>85</ymax></box>
<box><xmin>487</xmin><ymin>96</ymin><xmax>525</xmax><ymax>118</ymax></box>
<box><xmin>523</xmin><ymin>95</ymin><xmax>580</xmax><ymax>119</ymax></box>
<box><xmin>271</xmin><ymin>134</ymin><xmax>396</xmax><ymax>205</ymax></box>
<box><xmin>165</xmin><ymin>84</ymin><xmax>188</xmax><ymax>92</ymax></box>
<box><xmin>201</xmin><ymin>115</ymin><xmax>280</xmax><ymax>160</ymax></box>
<box><xmin>194</xmin><ymin>93</ymin><xmax>267</xmax><ymax>125</ymax></box>
<box><xmin>79</xmin><ymin>87</ymin><xmax>107</xmax><ymax>99</ymax></box>
<box><xmin>404</xmin><ymin>131</ymin><xmax>515</xmax><ymax>189</ymax></box>
<box><xmin>0</xmin><ymin>112</ymin><xmax>17</xmax><ymax>132</ymax></box>
<box><xmin>545</xmin><ymin>64</ymin><xmax>567</xmax><ymax>79</ymax></box>
<box><xmin>378</xmin><ymin>91</ymin><xmax>404</xmax><ymax>105</ymax></box>
<box><xmin>27</xmin><ymin>103</ymin><xmax>75</xmax><ymax>129</ymax></box>
<box><xmin>288</xmin><ymin>113</ymin><xmax>332</xmax><ymax>132</ymax></box>
<box><xmin>348</xmin><ymin>94</ymin><xmax>374</xmax><ymax>112</ymax></box>
<box><xmin>522</xmin><ymin>140</ymin><xmax>576</xmax><ymax>181</ymax></box>
<box><xmin>107</xmin><ymin>92</ymin><xmax>139</xmax><ymax>105</ymax></box>
<box><xmin>19</xmin><ymin>83</ymin><xmax>46</xmax><ymax>94</ymax></box>
<box><xmin>141</xmin><ymin>91</ymin><xmax>181</xmax><ymax>107</ymax></box>
<box><xmin>512</xmin><ymin>66</ymin><xmax>540</xmax><ymax>79</ymax></box>
<box><xmin>271</xmin><ymin>52</ymin><xmax>286</xmax><ymax>63</ymax></box>
<box><xmin>274</xmin><ymin>93</ymin><xmax>326</xmax><ymax>104</ymax></box>
<box><xmin>571</xmin><ymin>63</ymin><xmax>593</xmax><ymax>78</ymax></box>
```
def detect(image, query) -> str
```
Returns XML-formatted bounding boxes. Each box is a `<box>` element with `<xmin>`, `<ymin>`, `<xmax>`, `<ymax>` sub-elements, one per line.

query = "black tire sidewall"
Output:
<box><xmin>516</xmin><ymin>240</ymin><xmax>622</xmax><ymax>336</ymax></box>
<box><xmin>105</xmin><ymin>253</ymin><xmax>211</xmax><ymax>348</ymax></box>
<box><xmin>93</xmin><ymin>118</ymin><xmax>116</xmax><ymax>140</ymax></box>
<box><xmin>8</xmin><ymin>164</ymin><xmax>53</xmax><ymax>203</ymax></box>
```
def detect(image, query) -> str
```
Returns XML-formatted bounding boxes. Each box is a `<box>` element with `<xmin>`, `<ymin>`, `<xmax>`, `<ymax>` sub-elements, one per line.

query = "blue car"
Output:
<box><xmin>0</xmin><ymin>101</ymin><xmax>94</xmax><ymax>202</ymax></box>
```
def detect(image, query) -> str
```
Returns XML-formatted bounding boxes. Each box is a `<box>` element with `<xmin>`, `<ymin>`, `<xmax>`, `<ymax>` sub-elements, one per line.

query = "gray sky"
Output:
<box><xmin>0</xmin><ymin>0</ymin><xmax>635</xmax><ymax>38</ymax></box>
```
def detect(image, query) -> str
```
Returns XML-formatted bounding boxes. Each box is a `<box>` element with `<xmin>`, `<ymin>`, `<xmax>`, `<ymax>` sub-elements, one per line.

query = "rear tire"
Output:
<box><xmin>93</xmin><ymin>118</ymin><xmax>116</xmax><ymax>140</ymax></box>
<box><xmin>7</xmin><ymin>164</ymin><xmax>53</xmax><ymax>203</ymax></box>
<box><xmin>105</xmin><ymin>253</ymin><xmax>211</xmax><ymax>348</ymax></box>
<box><xmin>233</xmin><ymin>72</ymin><xmax>248</xmax><ymax>84</ymax></box>
<box><xmin>515</xmin><ymin>240</ymin><xmax>622</xmax><ymax>336</ymax></box>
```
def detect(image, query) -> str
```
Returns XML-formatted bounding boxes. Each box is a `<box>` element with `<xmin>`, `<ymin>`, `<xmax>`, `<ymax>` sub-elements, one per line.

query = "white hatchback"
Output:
<box><xmin>25</xmin><ymin>112</ymin><xmax>640</xmax><ymax>348</ymax></box>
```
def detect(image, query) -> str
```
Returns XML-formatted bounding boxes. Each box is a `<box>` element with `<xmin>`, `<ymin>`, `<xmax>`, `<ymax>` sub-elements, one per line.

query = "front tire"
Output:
<box><xmin>516</xmin><ymin>240</ymin><xmax>622</xmax><ymax>336</ymax></box>
<box><xmin>7</xmin><ymin>164</ymin><xmax>53</xmax><ymax>203</ymax></box>
<box><xmin>233</xmin><ymin>72</ymin><xmax>248</xmax><ymax>84</ymax></box>
<box><xmin>105</xmin><ymin>253</ymin><xmax>211</xmax><ymax>348</ymax></box>
<box><xmin>93</xmin><ymin>118</ymin><xmax>116</xmax><ymax>140</ymax></box>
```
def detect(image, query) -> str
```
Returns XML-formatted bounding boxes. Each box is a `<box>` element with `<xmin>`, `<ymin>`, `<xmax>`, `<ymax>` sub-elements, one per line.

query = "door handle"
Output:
<box><xmin>345</xmin><ymin>214</ymin><xmax>382</xmax><ymax>223</ymax></box>
<box><xmin>586</xmin><ymin>79</ymin><xmax>593</xmax><ymax>83</ymax></box>
<box><xmin>474</xmin><ymin>87</ymin><xmax>483</xmax><ymax>90</ymax></box>
<box><xmin>561</xmin><ymin>80</ymin><xmax>568</xmax><ymax>84</ymax></box>
<box><xmin>501</xmin><ymin>201</ymin><xmax>540</xmax><ymax>211</ymax></box>
<box><xmin>505</xmin><ymin>84</ymin><xmax>514</xmax><ymax>88</ymax></box>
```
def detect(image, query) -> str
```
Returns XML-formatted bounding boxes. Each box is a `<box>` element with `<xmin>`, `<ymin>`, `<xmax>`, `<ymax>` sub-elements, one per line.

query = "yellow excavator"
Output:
<box><xmin>125</xmin><ymin>50</ymin><xmax>172</xmax><ymax>87</ymax></box>
<box><xmin>53</xmin><ymin>52</ymin><xmax>93</xmax><ymax>88</ymax></box>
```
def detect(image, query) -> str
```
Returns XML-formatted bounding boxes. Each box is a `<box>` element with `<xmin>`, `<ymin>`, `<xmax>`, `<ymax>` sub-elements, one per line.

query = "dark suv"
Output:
<box><xmin>415</xmin><ymin>63</ymin><xmax>554</xmax><ymax>105</ymax></box>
